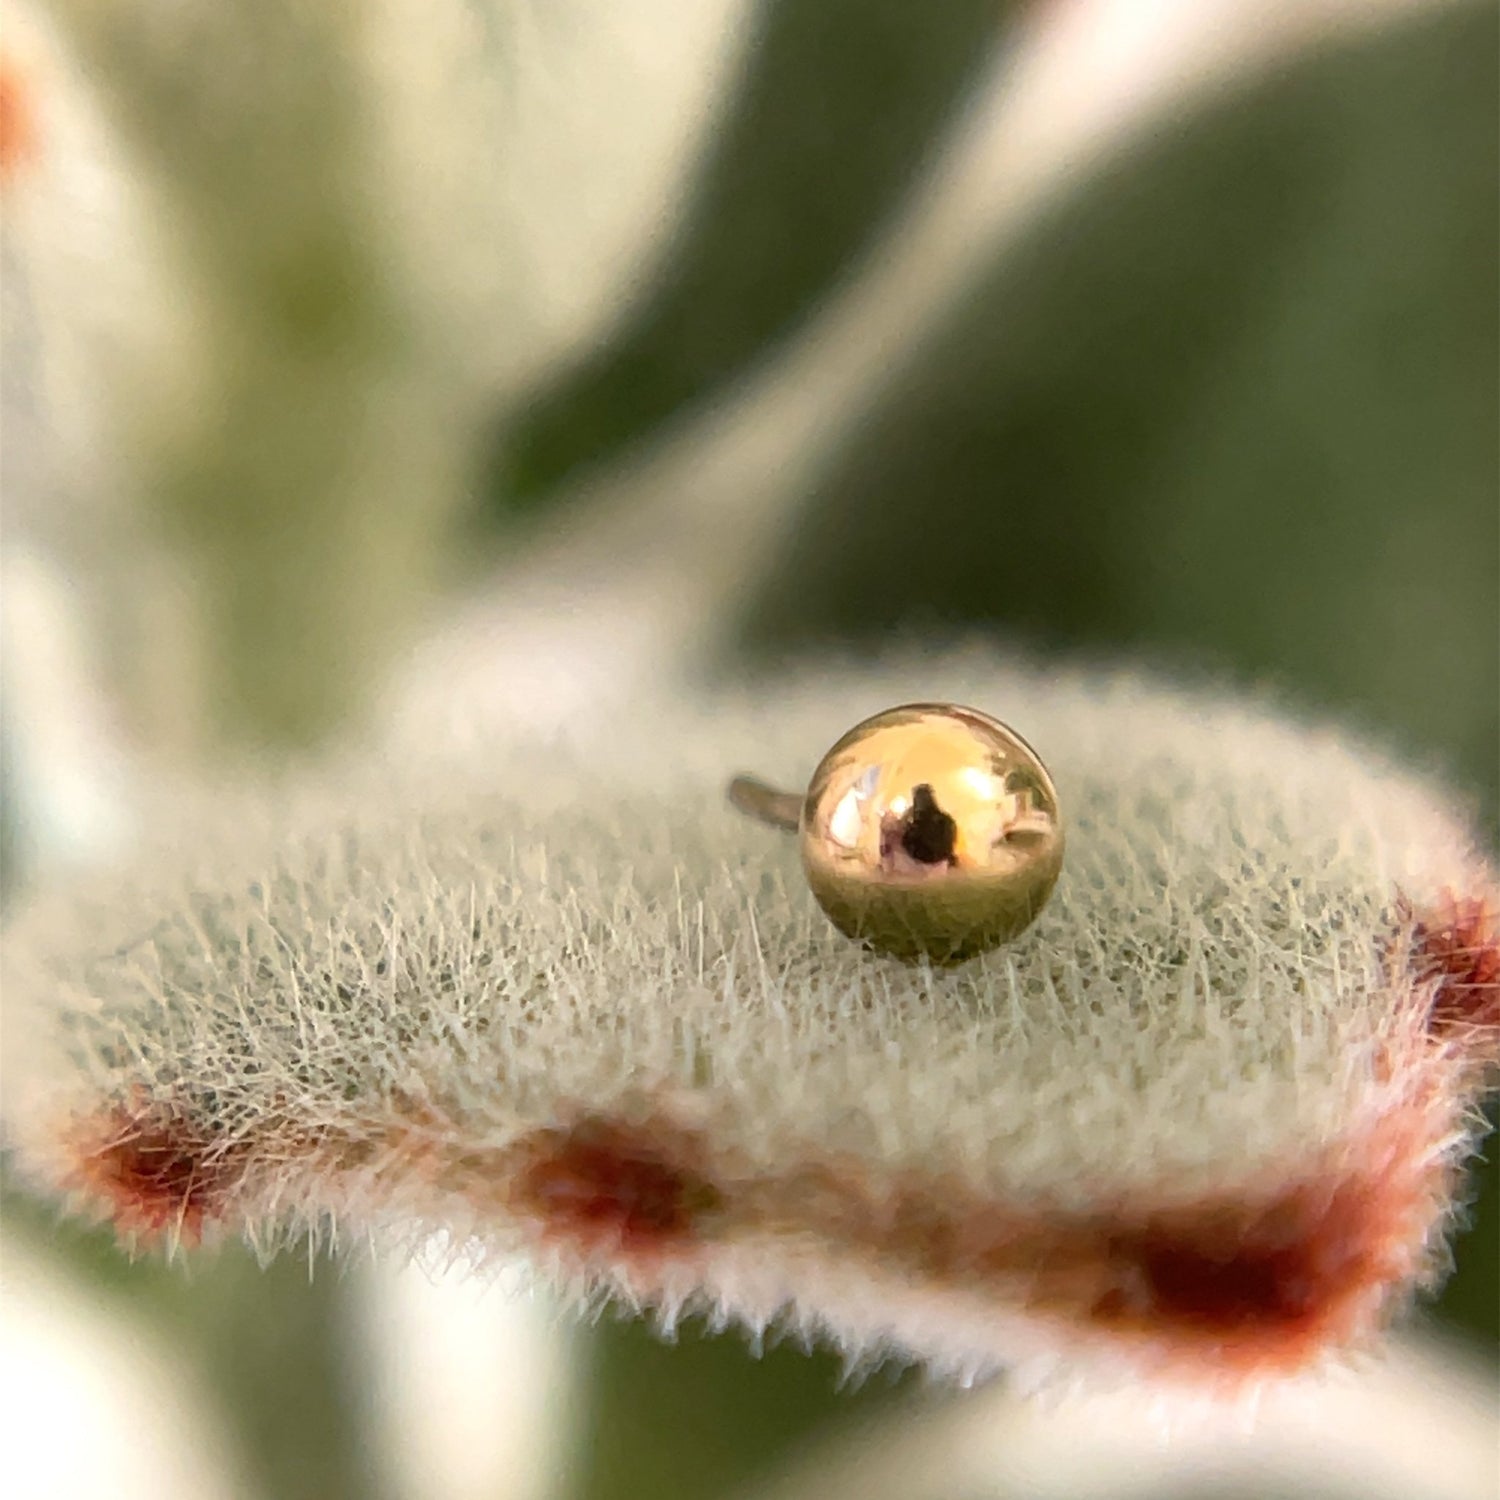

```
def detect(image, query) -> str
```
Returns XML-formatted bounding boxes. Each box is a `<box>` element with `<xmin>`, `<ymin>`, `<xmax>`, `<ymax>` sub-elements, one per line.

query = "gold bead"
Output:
<box><xmin>731</xmin><ymin>703</ymin><xmax>1064</xmax><ymax>963</ymax></box>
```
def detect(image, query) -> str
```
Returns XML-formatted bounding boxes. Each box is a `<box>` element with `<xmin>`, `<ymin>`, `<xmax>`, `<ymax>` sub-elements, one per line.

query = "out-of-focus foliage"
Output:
<box><xmin>0</xmin><ymin>1184</ymin><xmax>378</xmax><ymax>1500</ymax></box>
<box><xmin>18</xmin><ymin>5</ymin><xmax>459</xmax><ymax>746</ymax></box>
<box><xmin>501</xmin><ymin>0</ymin><xmax>1008</xmax><ymax>502</ymax></box>
<box><xmin>571</xmin><ymin>1320</ymin><xmax>913</xmax><ymax>1500</ymax></box>
<box><xmin>5</xmin><ymin>0</ymin><xmax>750</xmax><ymax>748</ymax></box>
<box><xmin>735</xmin><ymin>6</ymin><xmax>1499</xmax><ymax>821</ymax></box>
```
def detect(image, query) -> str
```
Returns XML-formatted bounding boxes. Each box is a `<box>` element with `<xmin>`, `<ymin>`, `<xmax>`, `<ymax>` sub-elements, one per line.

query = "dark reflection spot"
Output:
<box><xmin>901</xmin><ymin>784</ymin><xmax>958</xmax><ymax>865</ymax></box>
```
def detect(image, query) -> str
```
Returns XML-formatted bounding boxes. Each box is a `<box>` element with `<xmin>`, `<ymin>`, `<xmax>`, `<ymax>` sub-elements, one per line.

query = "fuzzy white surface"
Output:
<box><xmin>2</xmin><ymin>654</ymin><xmax>1492</xmax><ymax>1382</ymax></box>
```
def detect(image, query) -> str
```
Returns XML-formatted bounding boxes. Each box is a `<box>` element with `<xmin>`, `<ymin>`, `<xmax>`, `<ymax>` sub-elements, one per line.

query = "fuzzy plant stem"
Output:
<box><xmin>5</xmin><ymin>653</ymin><xmax>1496</xmax><ymax>1404</ymax></box>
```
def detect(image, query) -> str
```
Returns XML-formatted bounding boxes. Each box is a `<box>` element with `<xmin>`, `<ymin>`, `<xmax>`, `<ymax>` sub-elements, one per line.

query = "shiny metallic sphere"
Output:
<box><xmin>797</xmin><ymin>703</ymin><xmax>1064</xmax><ymax>962</ymax></box>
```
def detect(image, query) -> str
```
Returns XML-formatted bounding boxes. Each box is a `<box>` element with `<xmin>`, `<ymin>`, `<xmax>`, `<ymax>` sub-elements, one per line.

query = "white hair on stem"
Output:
<box><xmin>3</xmin><ymin>652</ymin><xmax>1496</xmax><ymax>1403</ymax></box>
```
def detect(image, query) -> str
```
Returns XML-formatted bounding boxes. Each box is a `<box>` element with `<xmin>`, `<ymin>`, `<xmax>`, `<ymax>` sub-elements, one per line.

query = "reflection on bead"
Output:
<box><xmin>796</xmin><ymin>703</ymin><xmax>1063</xmax><ymax>962</ymax></box>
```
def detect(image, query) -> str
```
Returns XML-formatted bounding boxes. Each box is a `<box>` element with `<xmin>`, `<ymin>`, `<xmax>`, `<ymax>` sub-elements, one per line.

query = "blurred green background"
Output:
<box><xmin>5</xmin><ymin>2</ymin><xmax>1496</xmax><ymax>1498</ymax></box>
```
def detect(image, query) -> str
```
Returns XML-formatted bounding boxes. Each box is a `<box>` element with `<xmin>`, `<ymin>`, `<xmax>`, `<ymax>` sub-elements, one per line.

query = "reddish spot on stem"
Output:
<box><xmin>1091</xmin><ymin>1169</ymin><xmax>1411</xmax><ymax>1363</ymax></box>
<box><xmin>66</xmin><ymin>1100</ymin><xmax>235</xmax><ymax>1246</ymax></box>
<box><xmin>0</xmin><ymin>56</ymin><xmax>38</xmax><ymax>180</ymax></box>
<box><xmin>863</xmin><ymin>1105</ymin><xmax>1445</xmax><ymax>1384</ymax></box>
<box><xmin>513</xmin><ymin>1118</ymin><xmax>719</xmax><ymax>1259</ymax></box>
<box><xmin>1412</xmin><ymin>891</ymin><xmax>1500</xmax><ymax>1038</ymax></box>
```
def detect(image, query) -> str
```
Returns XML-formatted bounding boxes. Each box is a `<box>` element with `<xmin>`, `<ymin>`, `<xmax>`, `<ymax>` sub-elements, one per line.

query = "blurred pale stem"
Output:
<box><xmin>45</xmin><ymin>1</ymin><xmax>474</xmax><ymax>745</ymax></box>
